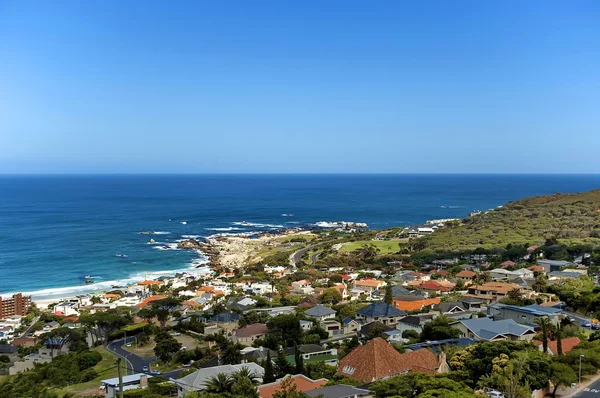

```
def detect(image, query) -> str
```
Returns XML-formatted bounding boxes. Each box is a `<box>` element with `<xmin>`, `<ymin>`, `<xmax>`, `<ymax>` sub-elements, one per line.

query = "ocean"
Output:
<box><xmin>1</xmin><ymin>174</ymin><xmax>599</xmax><ymax>299</ymax></box>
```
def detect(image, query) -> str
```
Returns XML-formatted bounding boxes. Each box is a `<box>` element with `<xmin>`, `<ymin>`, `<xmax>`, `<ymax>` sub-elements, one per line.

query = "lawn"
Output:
<box><xmin>56</xmin><ymin>346</ymin><xmax>126</xmax><ymax>396</ymax></box>
<box><xmin>123</xmin><ymin>337</ymin><xmax>156</xmax><ymax>357</ymax></box>
<box><xmin>338</xmin><ymin>240</ymin><xmax>401</xmax><ymax>254</ymax></box>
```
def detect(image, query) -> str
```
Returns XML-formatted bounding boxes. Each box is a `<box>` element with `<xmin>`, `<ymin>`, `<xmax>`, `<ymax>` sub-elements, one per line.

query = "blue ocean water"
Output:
<box><xmin>1</xmin><ymin>174</ymin><xmax>599</xmax><ymax>298</ymax></box>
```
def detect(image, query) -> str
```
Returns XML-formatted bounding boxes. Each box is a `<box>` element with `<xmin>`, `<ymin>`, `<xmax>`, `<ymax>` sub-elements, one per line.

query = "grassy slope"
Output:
<box><xmin>339</xmin><ymin>240</ymin><xmax>401</xmax><ymax>254</ymax></box>
<box><xmin>56</xmin><ymin>346</ymin><xmax>125</xmax><ymax>396</ymax></box>
<box><xmin>421</xmin><ymin>189</ymin><xmax>600</xmax><ymax>252</ymax></box>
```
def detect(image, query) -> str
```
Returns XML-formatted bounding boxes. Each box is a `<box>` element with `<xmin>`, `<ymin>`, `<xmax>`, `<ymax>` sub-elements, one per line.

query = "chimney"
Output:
<box><xmin>140</xmin><ymin>375</ymin><xmax>148</xmax><ymax>388</ymax></box>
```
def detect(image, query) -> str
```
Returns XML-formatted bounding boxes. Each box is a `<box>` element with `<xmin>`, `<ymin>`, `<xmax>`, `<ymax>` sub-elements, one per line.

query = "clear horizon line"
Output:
<box><xmin>1</xmin><ymin>171</ymin><xmax>600</xmax><ymax>176</ymax></box>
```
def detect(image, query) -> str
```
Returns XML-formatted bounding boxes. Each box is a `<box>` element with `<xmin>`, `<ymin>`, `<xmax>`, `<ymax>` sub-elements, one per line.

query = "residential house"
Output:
<box><xmin>538</xmin><ymin>260</ymin><xmax>576</xmax><ymax>273</ymax></box>
<box><xmin>467</xmin><ymin>282</ymin><xmax>525</xmax><ymax>302</ymax></box>
<box><xmin>533</xmin><ymin>337</ymin><xmax>580</xmax><ymax>356</ymax></box>
<box><xmin>321</xmin><ymin>319</ymin><xmax>343</xmax><ymax>338</ymax></box>
<box><xmin>452</xmin><ymin>318</ymin><xmax>536</xmax><ymax>342</ymax></box>
<box><xmin>416</xmin><ymin>280</ymin><xmax>452</xmax><ymax>295</ymax></box>
<box><xmin>101</xmin><ymin>374</ymin><xmax>151</xmax><ymax>398</ymax></box>
<box><xmin>356</xmin><ymin>302</ymin><xmax>406</xmax><ymax>326</ymax></box>
<box><xmin>392</xmin><ymin>296</ymin><xmax>440</xmax><ymax>312</ymax></box>
<box><xmin>342</xmin><ymin>317</ymin><xmax>361</xmax><ymax>335</ymax></box>
<box><xmin>489</xmin><ymin>268</ymin><xmax>534</xmax><ymax>282</ymax></box>
<box><xmin>300</xmin><ymin>320</ymin><xmax>314</xmax><ymax>332</ymax></box>
<box><xmin>331</xmin><ymin>283</ymin><xmax>350</xmax><ymax>301</ymax></box>
<box><xmin>172</xmin><ymin>363</ymin><xmax>265</xmax><ymax>397</ymax></box>
<box><xmin>395</xmin><ymin>314</ymin><xmax>436</xmax><ymax>335</ymax></box>
<box><xmin>455</xmin><ymin>270</ymin><xmax>477</xmax><ymax>283</ymax></box>
<box><xmin>337</xmin><ymin>338</ymin><xmax>448</xmax><ymax>383</ymax></box>
<box><xmin>298</xmin><ymin>295</ymin><xmax>321</xmax><ymax>309</ymax></box>
<box><xmin>487</xmin><ymin>303</ymin><xmax>561</xmax><ymax>325</ymax></box>
<box><xmin>403</xmin><ymin>338</ymin><xmax>477</xmax><ymax>353</ymax></box>
<box><xmin>352</xmin><ymin>279</ymin><xmax>387</xmax><ymax>296</ymax></box>
<box><xmin>53</xmin><ymin>301</ymin><xmax>80</xmax><ymax>317</ymax></box>
<box><xmin>292</xmin><ymin>280</ymin><xmax>315</xmax><ymax>295</ymax></box>
<box><xmin>305</xmin><ymin>385</ymin><xmax>371</xmax><ymax>398</ymax></box>
<box><xmin>258</xmin><ymin>374</ymin><xmax>328</xmax><ymax>398</ymax></box>
<box><xmin>305</xmin><ymin>305</ymin><xmax>337</xmax><ymax>322</ymax></box>
<box><xmin>285</xmin><ymin>344</ymin><xmax>339</xmax><ymax>367</ymax></box>
<box><xmin>232</xmin><ymin>323</ymin><xmax>269</xmax><ymax>346</ymax></box>
<box><xmin>359</xmin><ymin>321</ymin><xmax>393</xmax><ymax>339</ymax></box>
<box><xmin>549</xmin><ymin>271</ymin><xmax>586</xmax><ymax>280</ymax></box>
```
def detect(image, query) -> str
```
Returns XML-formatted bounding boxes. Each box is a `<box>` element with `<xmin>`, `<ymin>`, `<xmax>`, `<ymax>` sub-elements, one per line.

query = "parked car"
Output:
<box><xmin>170</xmin><ymin>332</ymin><xmax>181</xmax><ymax>336</ymax></box>
<box><xmin>150</xmin><ymin>370</ymin><xmax>162</xmax><ymax>375</ymax></box>
<box><xmin>486</xmin><ymin>391</ymin><xmax>505</xmax><ymax>398</ymax></box>
<box><xmin>582</xmin><ymin>322</ymin><xmax>592</xmax><ymax>328</ymax></box>
<box><xmin>126</xmin><ymin>343</ymin><xmax>132</xmax><ymax>347</ymax></box>
<box><xmin>142</xmin><ymin>365</ymin><xmax>149</xmax><ymax>372</ymax></box>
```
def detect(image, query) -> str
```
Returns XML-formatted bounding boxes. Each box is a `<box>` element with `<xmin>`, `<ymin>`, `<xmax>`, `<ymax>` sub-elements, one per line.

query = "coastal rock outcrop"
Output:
<box><xmin>177</xmin><ymin>239</ymin><xmax>205</xmax><ymax>249</ymax></box>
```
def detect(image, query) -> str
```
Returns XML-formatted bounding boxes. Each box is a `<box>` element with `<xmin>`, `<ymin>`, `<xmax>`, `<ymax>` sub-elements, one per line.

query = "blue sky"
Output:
<box><xmin>1</xmin><ymin>1</ymin><xmax>599</xmax><ymax>173</ymax></box>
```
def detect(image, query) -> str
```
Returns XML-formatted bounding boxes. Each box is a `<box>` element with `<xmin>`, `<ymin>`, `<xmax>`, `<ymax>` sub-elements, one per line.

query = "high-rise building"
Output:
<box><xmin>0</xmin><ymin>293</ymin><xmax>32</xmax><ymax>318</ymax></box>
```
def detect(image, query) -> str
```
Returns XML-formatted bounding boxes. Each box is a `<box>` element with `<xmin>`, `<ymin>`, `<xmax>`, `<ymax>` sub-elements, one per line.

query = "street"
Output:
<box><xmin>107</xmin><ymin>336</ymin><xmax>184</xmax><ymax>379</ymax></box>
<box><xmin>573</xmin><ymin>378</ymin><xmax>600</xmax><ymax>397</ymax></box>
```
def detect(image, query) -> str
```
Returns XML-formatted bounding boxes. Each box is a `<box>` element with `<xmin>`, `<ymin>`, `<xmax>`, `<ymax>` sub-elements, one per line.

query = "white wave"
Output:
<box><xmin>204</xmin><ymin>227</ymin><xmax>243</xmax><ymax>231</ymax></box>
<box><xmin>152</xmin><ymin>231</ymin><xmax>171</xmax><ymax>235</ymax></box>
<box><xmin>281</xmin><ymin>214</ymin><xmax>294</xmax><ymax>217</ymax></box>
<box><xmin>207</xmin><ymin>231</ymin><xmax>259</xmax><ymax>239</ymax></box>
<box><xmin>232</xmin><ymin>221</ymin><xmax>284</xmax><ymax>228</ymax></box>
<box><xmin>182</xmin><ymin>234</ymin><xmax>203</xmax><ymax>239</ymax></box>
<box><xmin>152</xmin><ymin>243</ymin><xmax>180</xmax><ymax>250</ymax></box>
<box><xmin>286</xmin><ymin>221</ymin><xmax>300</xmax><ymax>224</ymax></box>
<box><xmin>180</xmin><ymin>221</ymin><xmax>187</xmax><ymax>225</ymax></box>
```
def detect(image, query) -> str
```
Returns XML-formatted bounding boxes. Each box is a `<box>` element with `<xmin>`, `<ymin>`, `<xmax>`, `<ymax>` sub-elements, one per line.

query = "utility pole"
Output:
<box><xmin>117</xmin><ymin>357</ymin><xmax>124</xmax><ymax>398</ymax></box>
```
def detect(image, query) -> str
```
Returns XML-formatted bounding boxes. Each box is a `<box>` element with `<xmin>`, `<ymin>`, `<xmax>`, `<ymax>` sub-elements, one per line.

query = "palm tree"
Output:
<box><xmin>203</xmin><ymin>373</ymin><xmax>234</xmax><ymax>393</ymax></box>
<box><xmin>535</xmin><ymin>317</ymin><xmax>552</xmax><ymax>354</ymax></box>
<box><xmin>232</xmin><ymin>366</ymin><xmax>261</xmax><ymax>384</ymax></box>
<box><xmin>220</xmin><ymin>341</ymin><xmax>244</xmax><ymax>365</ymax></box>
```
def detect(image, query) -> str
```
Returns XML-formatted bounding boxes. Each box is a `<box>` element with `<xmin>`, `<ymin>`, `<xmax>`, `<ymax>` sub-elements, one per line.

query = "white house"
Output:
<box><xmin>101</xmin><ymin>374</ymin><xmax>151</xmax><ymax>398</ymax></box>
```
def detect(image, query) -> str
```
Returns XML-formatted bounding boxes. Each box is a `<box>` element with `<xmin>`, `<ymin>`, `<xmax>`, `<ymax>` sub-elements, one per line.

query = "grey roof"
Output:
<box><xmin>102</xmin><ymin>373</ymin><xmax>152</xmax><ymax>386</ymax></box>
<box><xmin>209</xmin><ymin>312</ymin><xmax>241</xmax><ymax>323</ymax></box>
<box><xmin>306</xmin><ymin>384</ymin><xmax>371</xmax><ymax>398</ymax></box>
<box><xmin>359</xmin><ymin>321</ymin><xmax>393</xmax><ymax>336</ymax></box>
<box><xmin>243</xmin><ymin>347</ymin><xmax>277</xmax><ymax>361</ymax></box>
<box><xmin>398</xmin><ymin>314</ymin><xmax>435</xmax><ymax>326</ymax></box>
<box><xmin>305</xmin><ymin>304</ymin><xmax>336</xmax><ymax>317</ymax></box>
<box><xmin>356</xmin><ymin>302</ymin><xmax>406</xmax><ymax>318</ymax></box>
<box><xmin>0</xmin><ymin>345</ymin><xmax>18</xmax><ymax>354</ymax></box>
<box><xmin>459</xmin><ymin>318</ymin><xmax>535</xmax><ymax>341</ymax></box>
<box><xmin>437</xmin><ymin>302</ymin><xmax>466</xmax><ymax>313</ymax></box>
<box><xmin>404</xmin><ymin>338</ymin><xmax>476</xmax><ymax>352</ymax></box>
<box><xmin>550</xmin><ymin>271</ymin><xmax>583</xmax><ymax>278</ymax></box>
<box><xmin>285</xmin><ymin>344</ymin><xmax>325</xmax><ymax>355</ymax></box>
<box><xmin>342</xmin><ymin>317</ymin><xmax>357</xmax><ymax>324</ymax></box>
<box><xmin>174</xmin><ymin>363</ymin><xmax>264</xmax><ymax>390</ymax></box>
<box><xmin>538</xmin><ymin>260</ymin><xmax>574</xmax><ymax>267</ymax></box>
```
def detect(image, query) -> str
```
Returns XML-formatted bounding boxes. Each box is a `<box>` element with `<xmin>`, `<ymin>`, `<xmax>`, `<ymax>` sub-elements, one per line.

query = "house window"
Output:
<box><xmin>342</xmin><ymin>365</ymin><xmax>356</xmax><ymax>375</ymax></box>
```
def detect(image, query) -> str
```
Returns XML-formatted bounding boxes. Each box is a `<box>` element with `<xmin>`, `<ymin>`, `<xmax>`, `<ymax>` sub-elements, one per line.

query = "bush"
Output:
<box><xmin>76</xmin><ymin>350</ymin><xmax>102</xmax><ymax>370</ymax></box>
<box><xmin>79</xmin><ymin>368</ymin><xmax>98</xmax><ymax>382</ymax></box>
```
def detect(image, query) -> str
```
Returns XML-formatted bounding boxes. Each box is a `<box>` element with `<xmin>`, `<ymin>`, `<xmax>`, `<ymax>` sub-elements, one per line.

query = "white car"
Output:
<box><xmin>126</xmin><ymin>343</ymin><xmax>132</xmax><ymax>347</ymax></box>
<box><xmin>486</xmin><ymin>391</ymin><xmax>504</xmax><ymax>398</ymax></box>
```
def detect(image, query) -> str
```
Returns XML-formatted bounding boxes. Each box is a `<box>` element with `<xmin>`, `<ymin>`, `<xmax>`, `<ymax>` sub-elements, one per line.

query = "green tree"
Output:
<box><xmin>535</xmin><ymin>317</ymin><xmax>552</xmax><ymax>354</ymax></box>
<box><xmin>384</xmin><ymin>284</ymin><xmax>393</xmax><ymax>305</ymax></box>
<box><xmin>275</xmin><ymin>349</ymin><xmax>293</xmax><ymax>378</ymax></box>
<box><xmin>550</xmin><ymin>362</ymin><xmax>578</xmax><ymax>397</ymax></box>
<box><xmin>295</xmin><ymin>346</ymin><xmax>304</xmax><ymax>375</ymax></box>
<box><xmin>318</xmin><ymin>288</ymin><xmax>342</xmax><ymax>305</ymax></box>
<box><xmin>420</xmin><ymin>316</ymin><xmax>460</xmax><ymax>342</ymax></box>
<box><xmin>220</xmin><ymin>342</ymin><xmax>244</xmax><ymax>365</ymax></box>
<box><xmin>151</xmin><ymin>297</ymin><xmax>180</xmax><ymax>328</ymax></box>
<box><xmin>153</xmin><ymin>333</ymin><xmax>182</xmax><ymax>362</ymax></box>
<box><xmin>203</xmin><ymin>373</ymin><xmax>234</xmax><ymax>394</ymax></box>
<box><xmin>263</xmin><ymin>351</ymin><xmax>276</xmax><ymax>383</ymax></box>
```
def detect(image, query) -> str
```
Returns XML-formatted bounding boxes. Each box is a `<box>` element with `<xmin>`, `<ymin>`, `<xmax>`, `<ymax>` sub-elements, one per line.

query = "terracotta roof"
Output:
<box><xmin>469</xmin><ymin>282</ymin><xmax>521</xmax><ymax>295</ymax></box>
<box><xmin>136</xmin><ymin>295</ymin><xmax>167</xmax><ymax>308</ymax></box>
<box><xmin>104</xmin><ymin>293</ymin><xmax>121</xmax><ymax>298</ymax></box>
<box><xmin>393</xmin><ymin>298</ymin><xmax>441</xmax><ymax>311</ymax></box>
<box><xmin>355</xmin><ymin>279</ymin><xmax>385</xmax><ymax>287</ymax></box>
<box><xmin>533</xmin><ymin>337</ymin><xmax>580</xmax><ymax>355</ymax></box>
<box><xmin>62</xmin><ymin>316</ymin><xmax>79</xmax><ymax>322</ymax></box>
<box><xmin>500</xmin><ymin>261</ymin><xmax>516</xmax><ymax>268</ymax></box>
<box><xmin>137</xmin><ymin>280</ymin><xmax>164</xmax><ymax>286</ymax></box>
<box><xmin>258</xmin><ymin>374</ymin><xmax>328</xmax><ymax>398</ymax></box>
<box><xmin>527</xmin><ymin>265</ymin><xmax>545</xmax><ymax>273</ymax></box>
<box><xmin>182</xmin><ymin>300</ymin><xmax>203</xmax><ymax>307</ymax></box>
<box><xmin>456</xmin><ymin>270</ymin><xmax>476</xmax><ymax>278</ymax></box>
<box><xmin>338</xmin><ymin>338</ymin><xmax>440</xmax><ymax>383</ymax></box>
<box><xmin>420</xmin><ymin>280</ymin><xmax>451</xmax><ymax>291</ymax></box>
<box><xmin>235</xmin><ymin>323</ymin><xmax>269</xmax><ymax>338</ymax></box>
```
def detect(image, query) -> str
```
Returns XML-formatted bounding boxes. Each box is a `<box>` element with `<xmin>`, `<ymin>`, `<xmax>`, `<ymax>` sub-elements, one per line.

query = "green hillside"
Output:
<box><xmin>419</xmin><ymin>189</ymin><xmax>600</xmax><ymax>252</ymax></box>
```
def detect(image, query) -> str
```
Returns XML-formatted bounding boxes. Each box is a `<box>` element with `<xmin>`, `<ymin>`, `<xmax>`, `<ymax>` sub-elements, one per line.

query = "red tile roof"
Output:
<box><xmin>337</xmin><ymin>338</ymin><xmax>440</xmax><ymax>383</ymax></box>
<box><xmin>393</xmin><ymin>298</ymin><xmax>441</xmax><ymax>311</ymax></box>
<box><xmin>533</xmin><ymin>337</ymin><xmax>580</xmax><ymax>355</ymax></box>
<box><xmin>136</xmin><ymin>295</ymin><xmax>167</xmax><ymax>308</ymax></box>
<box><xmin>258</xmin><ymin>374</ymin><xmax>328</xmax><ymax>398</ymax></box>
<box><xmin>235</xmin><ymin>323</ymin><xmax>269</xmax><ymax>338</ymax></box>
<box><xmin>456</xmin><ymin>270</ymin><xmax>476</xmax><ymax>278</ymax></box>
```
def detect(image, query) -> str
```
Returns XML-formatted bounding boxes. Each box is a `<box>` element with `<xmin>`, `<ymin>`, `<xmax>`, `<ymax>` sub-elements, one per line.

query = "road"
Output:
<box><xmin>19</xmin><ymin>315</ymin><xmax>39</xmax><ymax>338</ymax></box>
<box><xmin>290</xmin><ymin>243</ymin><xmax>318</xmax><ymax>267</ymax></box>
<box><xmin>107</xmin><ymin>337</ymin><xmax>185</xmax><ymax>379</ymax></box>
<box><xmin>572</xmin><ymin>377</ymin><xmax>600</xmax><ymax>397</ymax></box>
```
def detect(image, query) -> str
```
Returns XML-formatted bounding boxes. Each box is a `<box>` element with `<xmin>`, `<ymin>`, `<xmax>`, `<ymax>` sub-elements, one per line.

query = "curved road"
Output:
<box><xmin>107</xmin><ymin>337</ymin><xmax>183</xmax><ymax>379</ymax></box>
<box><xmin>290</xmin><ymin>244</ymin><xmax>318</xmax><ymax>267</ymax></box>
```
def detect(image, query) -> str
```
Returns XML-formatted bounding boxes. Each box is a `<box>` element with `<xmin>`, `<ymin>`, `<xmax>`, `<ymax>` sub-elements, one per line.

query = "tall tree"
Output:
<box><xmin>384</xmin><ymin>284</ymin><xmax>393</xmax><ymax>305</ymax></box>
<box><xmin>220</xmin><ymin>341</ymin><xmax>244</xmax><ymax>365</ymax></box>
<box><xmin>535</xmin><ymin>317</ymin><xmax>552</xmax><ymax>354</ymax></box>
<box><xmin>203</xmin><ymin>373</ymin><xmax>234</xmax><ymax>394</ymax></box>
<box><xmin>151</xmin><ymin>297</ymin><xmax>180</xmax><ymax>328</ymax></box>
<box><xmin>294</xmin><ymin>345</ymin><xmax>304</xmax><ymax>375</ymax></box>
<box><xmin>550</xmin><ymin>362</ymin><xmax>578</xmax><ymax>397</ymax></box>
<box><xmin>275</xmin><ymin>349</ymin><xmax>293</xmax><ymax>378</ymax></box>
<box><xmin>264</xmin><ymin>351</ymin><xmax>276</xmax><ymax>383</ymax></box>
